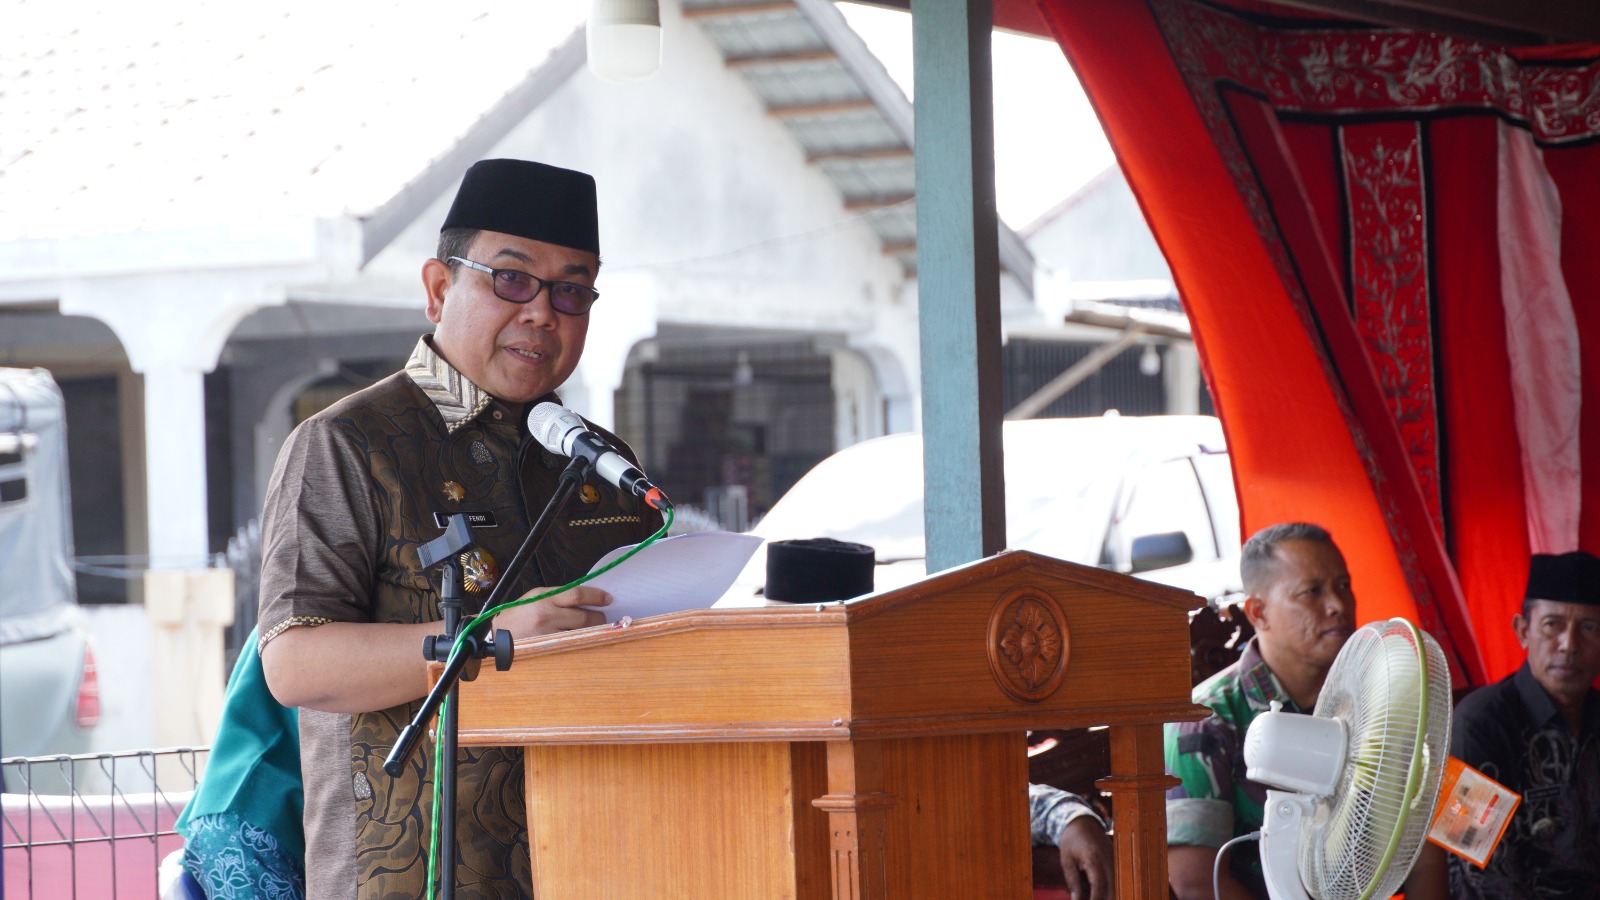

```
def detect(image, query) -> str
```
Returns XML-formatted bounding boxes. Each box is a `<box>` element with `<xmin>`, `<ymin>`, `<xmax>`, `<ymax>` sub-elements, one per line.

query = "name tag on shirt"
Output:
<box><xmin>434</xmin><ymin>511</ymin><xmax>499</xmax><ymax>528</ymax></box>
<box><xmin>1522</xmin><ymin>784</ymin><xmax>1561</xmax><ymax>805</ymax></box>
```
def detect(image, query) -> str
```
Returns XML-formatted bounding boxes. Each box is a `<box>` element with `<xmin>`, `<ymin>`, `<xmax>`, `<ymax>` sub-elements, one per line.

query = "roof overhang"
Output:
<box><xmin>856</xmin><ymin>0</ymin><xmax>1600</xmax><ymax>44</ymax></box>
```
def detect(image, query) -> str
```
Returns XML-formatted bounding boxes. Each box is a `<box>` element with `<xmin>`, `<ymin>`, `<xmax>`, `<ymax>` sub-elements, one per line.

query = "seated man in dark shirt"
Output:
<box><xmin>1449</xmin><ymin>550</ymin><xmax>1600</xmax><ymax>900</ymax></box>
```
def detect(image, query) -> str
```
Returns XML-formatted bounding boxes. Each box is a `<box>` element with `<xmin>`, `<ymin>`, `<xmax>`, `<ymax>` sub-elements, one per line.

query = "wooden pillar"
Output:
<box><xmin>911</xmin><ymin>0</ymin><xmax>1007</xmax><ymax>574</ymax></box>
<box><xmin>1097</xmin><ymin>722</ymin><xmax>1180</xmax><ymax>900</ymax></box>
<box><xmin>814</xmin><ymin>740</ymin><xmax>896</xmax><ymax>900</ymax></box>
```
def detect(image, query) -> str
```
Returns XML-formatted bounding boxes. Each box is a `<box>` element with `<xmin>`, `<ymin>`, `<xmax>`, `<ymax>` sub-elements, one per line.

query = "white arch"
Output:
<box><xmin>58</xmin><ymin>273</ymin><xmax>286</xmax><ymax>566</ymax></box>
<box><xmin>846</xmin><ymin>340</ymin><xmax>915</xmax><ymax>436</ymax></box>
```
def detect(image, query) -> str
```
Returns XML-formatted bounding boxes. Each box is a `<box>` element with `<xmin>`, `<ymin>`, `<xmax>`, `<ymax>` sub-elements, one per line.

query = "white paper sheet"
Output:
<box><xmin>582</xmin><ymin>531</ymin><xmax>764</xmax><ymax>623</ymax></box>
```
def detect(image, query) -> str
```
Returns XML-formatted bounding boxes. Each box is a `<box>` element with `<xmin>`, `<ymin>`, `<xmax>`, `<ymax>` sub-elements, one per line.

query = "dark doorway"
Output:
<box><xmin>1002</xmin><ymin>338</ymin><xmax>1168</xmax><ymax>418</ymax></box>
<box><xmin>615</xmin><ymin>337</ymin><xmax>836</xmax><ymax>529</ymax></box>
<box><xmin>57</xmin><ymin>375</ymin><xmax>127</xmax><ymax>604</ymax></box>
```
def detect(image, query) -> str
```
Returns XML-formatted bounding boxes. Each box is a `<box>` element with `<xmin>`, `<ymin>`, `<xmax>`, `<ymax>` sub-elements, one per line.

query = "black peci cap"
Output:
<box><xmin>441</xmin><ymin>159</ymin><xmax>600</xmax><ymax>255</ymax></box>
<box><xmin>765</xmin><ymin>537</ymin><xmax>875</xmax><ymax>603</ymax></box>
<box><xmin>1525</xmin><ymin>551</ymin><xmax>1600</xmax><ymax>606</ymax></box>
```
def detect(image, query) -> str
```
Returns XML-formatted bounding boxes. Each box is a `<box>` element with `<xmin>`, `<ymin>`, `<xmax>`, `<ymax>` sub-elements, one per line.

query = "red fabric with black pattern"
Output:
<box><xmin>1036</xmin><ymin>0</ymin><xmax>1600</xmax><ymax>687</ymax></box>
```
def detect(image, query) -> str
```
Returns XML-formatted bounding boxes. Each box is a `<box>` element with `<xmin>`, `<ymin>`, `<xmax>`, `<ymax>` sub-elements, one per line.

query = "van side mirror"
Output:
<box><xmin>1129</xmin><ymin>531</ymin><xmax>1193</xmax><ymax>573</ymax></box>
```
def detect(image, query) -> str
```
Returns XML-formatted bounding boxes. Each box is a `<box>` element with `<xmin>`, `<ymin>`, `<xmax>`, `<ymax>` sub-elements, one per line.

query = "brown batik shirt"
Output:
<box><xmin>258</xmin><ymin>336</ymin><xmax>662</xmax><ymax>900</ymax></box>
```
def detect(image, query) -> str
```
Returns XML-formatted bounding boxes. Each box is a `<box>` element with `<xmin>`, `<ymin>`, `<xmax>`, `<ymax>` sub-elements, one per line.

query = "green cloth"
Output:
<box><xmin>176</xmin><ymin>627</ymin><xmax>304</xmax><ymax>863</ymax></box>
<box><xmin>182</xmin><ymin>811</ymin><xmax>305</xmax><ymax>900</ymax></box>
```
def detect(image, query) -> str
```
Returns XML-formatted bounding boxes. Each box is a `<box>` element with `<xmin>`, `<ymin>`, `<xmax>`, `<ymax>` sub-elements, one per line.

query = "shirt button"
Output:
<box><xmin>493</xmin><ymin>410</ymin><xmax>503</xmax><ymax>420</ymax></box>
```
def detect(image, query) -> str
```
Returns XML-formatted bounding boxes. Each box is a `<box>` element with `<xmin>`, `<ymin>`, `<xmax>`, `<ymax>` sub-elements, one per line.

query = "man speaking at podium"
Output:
<box><xmin>258</xmin><ymin>159</ymin><xmax>662</xmax><ymax>899</ymax></box>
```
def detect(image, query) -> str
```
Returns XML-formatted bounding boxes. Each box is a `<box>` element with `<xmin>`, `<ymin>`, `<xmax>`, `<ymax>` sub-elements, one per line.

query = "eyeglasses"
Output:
<box><xmin>447</xmin><ymin>257</ymin><xmax>600</xmax><ymax>316</ymax></box>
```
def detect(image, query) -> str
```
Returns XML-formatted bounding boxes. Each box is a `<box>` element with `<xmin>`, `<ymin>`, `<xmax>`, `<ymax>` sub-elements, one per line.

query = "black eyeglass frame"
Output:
<box><xmin>446</xmin><ymin>256</ymin><xmax>600</xmax><ymax>316</ymax></box>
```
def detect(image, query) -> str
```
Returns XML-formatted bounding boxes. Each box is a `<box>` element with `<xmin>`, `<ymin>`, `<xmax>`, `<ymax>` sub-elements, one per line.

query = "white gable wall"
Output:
<box><xmin>362</xmin><ymin>1</ymin><xmax>920</xmax><ymax>433</ymax></box>
<box><xmin>3</xmin><ymin>1</ymin><xmax>992</xmax><ymax>577</ymax></box>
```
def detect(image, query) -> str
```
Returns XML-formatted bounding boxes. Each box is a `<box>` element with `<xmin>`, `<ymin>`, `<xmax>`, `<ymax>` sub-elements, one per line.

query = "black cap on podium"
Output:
<box><xmin>765</xmin><ymin>537</ymin><xmax>875</xmax><ymax>603</ymax></box>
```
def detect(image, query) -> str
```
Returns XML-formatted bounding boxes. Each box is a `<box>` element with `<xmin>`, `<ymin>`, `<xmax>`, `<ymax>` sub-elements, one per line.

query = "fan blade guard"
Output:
<box><xmin>1297</xmin><ymin>618</ymin><xmax>1452</xmax><ymax>900</ymax></box>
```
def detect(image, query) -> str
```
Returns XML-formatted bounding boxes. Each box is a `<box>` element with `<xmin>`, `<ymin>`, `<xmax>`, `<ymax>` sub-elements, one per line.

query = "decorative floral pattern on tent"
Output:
<box><xmin>1039</xmin><ymin>0</ymin><xmax>1600</xmax><ymax>686</ymax></box>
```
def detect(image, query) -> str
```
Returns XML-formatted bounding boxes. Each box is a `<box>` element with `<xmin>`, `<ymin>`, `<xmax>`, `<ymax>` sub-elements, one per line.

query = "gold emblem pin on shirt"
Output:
<box><xmin>442</xmin><ymin>481</ymin><xmax>466</xmax><ymax>502</ymax></box>
<box><xmin>578</xmin><ymin>484</ymin><xmax>601</xmax><ymax>505</ymax></box>
<box><xmin>460</xmin><ymin>547</ymin><xmax>499</xmax><ymax>593</ymax></box>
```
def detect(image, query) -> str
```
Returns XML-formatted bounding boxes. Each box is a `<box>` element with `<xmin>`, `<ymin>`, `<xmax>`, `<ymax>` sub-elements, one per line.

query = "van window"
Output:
<box><xmin>1192</xmin><ymin>452</ymin><xmax>1240</xmax><ymax>551</ymax></box>
<box><xmin>1</xmin><ymin>439</ymin><xmax>28</xmax><ymax>504</ymax></box>
<box><xmin>1112</xmin><ymin>457</ymin><xmax>1218</xmax><ymax>565</ymax></box>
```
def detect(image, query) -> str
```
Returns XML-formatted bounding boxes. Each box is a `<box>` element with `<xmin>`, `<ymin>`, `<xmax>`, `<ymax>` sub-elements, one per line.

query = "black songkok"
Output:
<box><xmin>1525</xmin><ymin>551</ymin><xmax>1600</xmax><ymax>606</ymax></box>
<box><xmin>441</xmin><ymin>159</ymin><xmax>600</xmax><ymax>255</ymax></box>
<box><xmin>765</xmin><ymin>538</ymin><xmax>876</xmax><ymax>603</ymax></box>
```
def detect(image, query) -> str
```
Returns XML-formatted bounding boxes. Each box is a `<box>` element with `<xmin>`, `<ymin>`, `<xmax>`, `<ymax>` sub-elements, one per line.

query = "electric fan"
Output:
<box><xmin>1242</xmin><ymin>618</ymin><xmax>1452</xmax><ymax>900</ymax></box>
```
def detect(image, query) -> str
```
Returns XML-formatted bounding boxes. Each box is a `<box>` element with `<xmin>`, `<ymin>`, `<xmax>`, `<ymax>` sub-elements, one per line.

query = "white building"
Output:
<box><xmin>2</xmin><ymin>0</ymin><xmax>1213</xmax><ymax>754</ymax></box>
<box><xmin>1</xmin><ymin>0</ymin><xmax>1059</xmax><ymax>595</ymax></box>
<box><xmin>1019</xmin><ymin>163</ymin><xmax>1206</xmax><ymax>422</ymax></box>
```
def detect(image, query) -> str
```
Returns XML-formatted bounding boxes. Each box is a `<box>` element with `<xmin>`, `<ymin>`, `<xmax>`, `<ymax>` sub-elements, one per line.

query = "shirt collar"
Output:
<box><xmin>1237</xmin><ymin>636</ymin><xmax>1305</xmax><ymax>714</ymax></box>
<box><xmin>1512</xmin><ymin>661</ymin><xmax>1562</xmax><ymax>728</ymax></box>
<box><xmin>1512</xmin><ymin>660</ymin><xmax>1600</xmax><ymax>738</ymax></box>
<box><xmin>405</xmin><ymin>335</ymin><xmax>561</xmax><ymax>435</ymax></box>
<box><xmin>405</xmin><ymin>336</ymin><xmax>497</xmax><ymax>433</ymax></box>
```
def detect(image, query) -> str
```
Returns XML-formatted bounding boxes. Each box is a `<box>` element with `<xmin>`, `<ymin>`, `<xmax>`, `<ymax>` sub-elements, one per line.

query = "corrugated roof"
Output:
<box><xmin>683</xmin><ymin>0</ymin><xmax>1032</xmax><ymax>289</ymax></box>
<box><xmin>4</xmin><ymin>0</ymin><xmax>1033</xmax><ymax>292</ymax></box>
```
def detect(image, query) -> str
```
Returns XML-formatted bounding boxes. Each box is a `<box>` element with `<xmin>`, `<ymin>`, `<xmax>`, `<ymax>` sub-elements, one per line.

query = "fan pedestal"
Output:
<box><xmin>1260</xmin><ymin>791</ymin><xmax>1314</xmax><ymax>900</ymax></box>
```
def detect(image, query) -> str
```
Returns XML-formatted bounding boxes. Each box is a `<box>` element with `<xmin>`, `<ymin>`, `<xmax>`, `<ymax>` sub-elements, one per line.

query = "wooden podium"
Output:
<box><xmin>453</xmin><ymin>549</ymin><xmax>1207</xmax><ymax>899</ymax></box>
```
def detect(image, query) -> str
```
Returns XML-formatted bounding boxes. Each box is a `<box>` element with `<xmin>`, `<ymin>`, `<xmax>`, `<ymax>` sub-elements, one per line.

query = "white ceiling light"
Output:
<box><xmin>587</xmin><ymin>0</ymin><xmax>662</xmax><ymax>83</ymax></box>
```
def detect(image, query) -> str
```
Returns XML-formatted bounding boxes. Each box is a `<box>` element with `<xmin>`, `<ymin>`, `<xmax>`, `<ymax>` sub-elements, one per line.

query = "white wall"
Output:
<box><xmin>362</xmin><ymin>1</ymin><xmax>916</xmax><ymax>434</ymax></box>
<box><xmin>82</xmin><ymin>605</ymin><xmax>156</xmax><ymax>754</ymax></box>
<box><xmin>1026</xmin><ymin>168</ymin><xmax>1173</xmax><ymax>283</ymax></box>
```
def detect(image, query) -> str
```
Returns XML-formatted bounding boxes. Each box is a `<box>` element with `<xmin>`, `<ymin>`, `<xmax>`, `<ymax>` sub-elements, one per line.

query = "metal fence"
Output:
<box><xmin>2</xmin><ymin>747</ymin><xmax>207</xmax><ymax>900</ymax></box>
<box><xmin>222</xmin><ymin>518</ymin><xmax>262</xmax><ymax>674</ymax></box>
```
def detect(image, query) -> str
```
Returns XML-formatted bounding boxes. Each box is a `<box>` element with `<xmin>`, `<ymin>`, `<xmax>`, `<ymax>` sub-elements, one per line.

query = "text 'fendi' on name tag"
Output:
<box><xmin>433</xmin><ymin>511</ymin><xmax>499</xmax><ymax>528</ymax></box>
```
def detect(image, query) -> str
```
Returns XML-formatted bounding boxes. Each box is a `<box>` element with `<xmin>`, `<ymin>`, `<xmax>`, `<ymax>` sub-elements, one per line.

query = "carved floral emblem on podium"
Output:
<box><xmin>986</xmin><ymin>585</ymin><xmax>1070</xmax><ymax>702</ymax></box>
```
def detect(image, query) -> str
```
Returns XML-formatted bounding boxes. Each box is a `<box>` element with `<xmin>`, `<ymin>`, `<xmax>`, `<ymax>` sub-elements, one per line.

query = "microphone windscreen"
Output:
<box><xmin>526</xmin><ymin>402</ymin><xmax>582</xmax><ymax>456</ymax></box>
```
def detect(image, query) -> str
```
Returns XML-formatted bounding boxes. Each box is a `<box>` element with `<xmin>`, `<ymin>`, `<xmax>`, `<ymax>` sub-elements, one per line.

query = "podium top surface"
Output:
<box><xmin>452</xmin><ymin>549</ymin><xmax>1209</xmax><ymax>745</ymax></box>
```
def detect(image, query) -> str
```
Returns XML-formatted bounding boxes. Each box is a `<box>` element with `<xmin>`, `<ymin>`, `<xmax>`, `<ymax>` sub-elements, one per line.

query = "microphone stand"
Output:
<box><xmin>416</xmin><ymin>514</ymin><xmax>478</xmax><ymax>900</ymax></box>
<box><xmin>383</xmin><ymin>454</ymin><xmax>593</xmax><ymax>899</ymax></box>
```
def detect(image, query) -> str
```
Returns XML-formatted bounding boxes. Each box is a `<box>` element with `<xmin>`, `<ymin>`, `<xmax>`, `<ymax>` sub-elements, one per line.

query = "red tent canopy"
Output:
<box><xmin>1035</xmin><ymin>0</ymin><xmax>1600</xmax><ymax>688</ymax></box>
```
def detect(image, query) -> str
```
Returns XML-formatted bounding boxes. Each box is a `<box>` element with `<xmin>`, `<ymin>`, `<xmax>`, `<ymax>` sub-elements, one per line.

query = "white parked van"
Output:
<box><xmin>0</xmin><ymin>368</ymin><xmax>100</xmax><ymax>786</ymax></box>
<box><xmin>719</xmin><ymin>414</ymin><xmax>1240</xmax><ymax>603</ymax></box>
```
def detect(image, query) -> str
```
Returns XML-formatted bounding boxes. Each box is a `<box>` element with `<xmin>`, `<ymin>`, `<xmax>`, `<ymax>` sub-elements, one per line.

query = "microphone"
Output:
<box><xmin>527</xmin><ymin>402</ymin><xmax>670</xmax><ymax>511</ymax></box>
